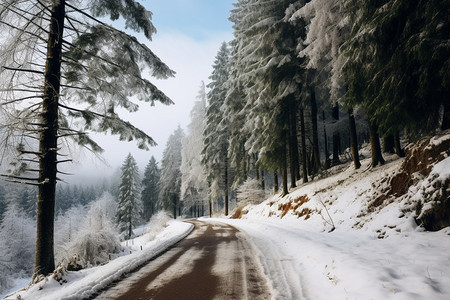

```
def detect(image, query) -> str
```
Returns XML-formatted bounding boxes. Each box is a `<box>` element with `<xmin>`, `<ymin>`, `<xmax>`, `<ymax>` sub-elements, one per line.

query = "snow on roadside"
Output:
<box><xmin>217</xmin><ymin>134</ymin><xmax>450</xmax><ymax>299</ymax></box>
<box><xmin>3</xmin><ymin>220</ymin><xmax>193</xmax><ymax>300</ymax></box>
<box><xmin>217</xmin><ymin>217</ymin><xmax>450</xmax><ymax>300</ymax></box>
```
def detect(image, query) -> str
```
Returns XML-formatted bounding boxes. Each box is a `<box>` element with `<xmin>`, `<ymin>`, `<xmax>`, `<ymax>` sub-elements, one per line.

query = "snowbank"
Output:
<box><xmin>3</xmin><ymin>220</ymin><xmax>193</xmax><ymax>300</ymax></box>
<box><xmin>222</xmin><ymin>132</ymin><xmax>450</xmax><ymax>299</ymax></box>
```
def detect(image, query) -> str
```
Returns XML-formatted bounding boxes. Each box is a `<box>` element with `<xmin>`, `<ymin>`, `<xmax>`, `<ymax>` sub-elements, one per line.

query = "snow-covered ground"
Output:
<box><xmin>212</xmin><ymin>134</ymin><xmax>450</xmax><ymax>299</ymax></box>
<box><xmin>215</xmin><ymin>217</ymin><xmax>449</xmax><ymax>300</ymax></box>
<box><xmin>2</xmin><ymin>220</ymin><xmax>193</xmax><ymax>300</ymax></box>
<box><xmin>3</xmin><ymin>134</ymin><xmax>449</xmax><ymax>300</ymax></box>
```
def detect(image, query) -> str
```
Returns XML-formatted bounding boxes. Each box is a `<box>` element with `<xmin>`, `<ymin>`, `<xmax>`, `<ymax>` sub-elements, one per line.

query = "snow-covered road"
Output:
<box><xmin>95</xmin><ymin>219</ymin><xmax>271</xmax><ymax>299</ymax></box>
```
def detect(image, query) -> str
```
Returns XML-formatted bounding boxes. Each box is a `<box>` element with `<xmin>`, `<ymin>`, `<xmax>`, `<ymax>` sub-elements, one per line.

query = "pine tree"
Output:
<box><xmin>180</xmin><ymin>82</ymin><xmax>208</xmax><ymax>217</ymax></box>
<box><xmin>116</xmin><ymin>153</ymin><xmax>142</xmax><ymax>239</ymax></box>
<box><xmin>159</xmin><ymin>127</ymin><xmax>184</xmax><ymax>218</ymax></box>
<box><xmin>0</xmin><ymin>0</ymin><xmax>173</xmax><ymax>278</ymax></box>
<box><xmin>228</xmin><ymin>0</ymin><xmax>306</xmax><ymax>196</ymax></box>
<box><xmin>141</xmin><ymin>156</ymin><xmax>160</xmax><ymax>221</ymax></box>
<box><xmin>288</xmin><ymin>0</ymin><xmax>362</xmax><ymax>170</ymax></box>
<box><xmin>343</xmin><ymin>0</ymin><xmax>449</xmax><ymax>136</ymax></box>
<box><xmin>203</xmin><ymin>42</ymin><xmax>232</xmax><ymax>215</ymax></box>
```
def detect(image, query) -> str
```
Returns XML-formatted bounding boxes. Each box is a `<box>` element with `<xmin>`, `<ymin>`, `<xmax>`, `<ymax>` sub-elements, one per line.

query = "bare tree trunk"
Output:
<box><xmin>173</xmin><ymin>194</ymin><xmax>177</xmax><ymax>219</ymax></box>
<box><xmin>310</xmin><ymin>87</ymin><xmax>320</xmax><ymax>175</ymax></box>
<box><xmin>208</xmin><ymin>181</ymin><xmax>212</xmax><ymax>218</ymax></box>
<box><xmin>300</xmin><ymin>107</ymin><xmax>308</xmax><ymax>183</ymax></box>
<box><xmin>281</xmin><ymin>151</ymin><xmax>289</xmax><ymax>197</ymax></box>
<box><xmin>290</xmin><ymin>106</ymin><xmax>300</xmax><ymax>181</ymax></box>
<box><xmin>332</xmin><ymin>103</ymin><xmax>341</xmax><ymax>165</ymax></box>
<box><xmin>348</xmin><ymin>108</ymin><xmax>361</xmax><ymax>169</ymax></box>
<box><xmin>273</xmin><ymin>170</ymin><xmax>279</xmax><ymax>194</ymax></box>
<box><xmin>369</xmin><ymin>120</ymin><xmax>385</xmax><ymax>167</ymax></box>
<box><xmin>33</xmin><ymin>0</ymin><xmax>66</xmax><ymax>280</ymax></box>
<box><xmin>383</xmin><ymin>134</ymin><xmax>395</xmax><ymax>153</ymax></box>
<box><xmin>224</xmin><ymin>153</ymin><xmax>229</xmax><ymax>216</ymax></box>
<box><xmin>260</xmin><ymin>169</ymin><xmax>265</xmax><ymax>191</ymax></box>
<box><xmin>394</xmin><ymin>131</ymin><xmax>405</xmax><ymax>157</ymax></box>
<box><xmin>288</xmin><ymin>107</ymin><xmax>299</xmax><ymax>187</ymax></box>
<box><xmin>322</xmin><ymin>110</ymin><xmax>330</xmax><ymax>169</ymax></box>
<box><xmin>442</xmin><ymin>99</ymin><xmax>450</xmax><ymax>130</ymax></box>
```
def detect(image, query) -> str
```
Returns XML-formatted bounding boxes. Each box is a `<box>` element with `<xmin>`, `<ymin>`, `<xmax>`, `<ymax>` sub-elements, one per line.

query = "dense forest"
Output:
<box><xmin>177</xmin><ymin>0</ymin><xmax>449</xmax><ymax>217</ymax></box>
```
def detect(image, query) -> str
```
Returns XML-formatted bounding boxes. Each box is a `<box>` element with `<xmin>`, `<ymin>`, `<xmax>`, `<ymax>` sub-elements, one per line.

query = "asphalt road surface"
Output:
<box><xmin>94</xmin><ymin>219</ymin><xmax>271</xmax><ymax>300</ymax></box>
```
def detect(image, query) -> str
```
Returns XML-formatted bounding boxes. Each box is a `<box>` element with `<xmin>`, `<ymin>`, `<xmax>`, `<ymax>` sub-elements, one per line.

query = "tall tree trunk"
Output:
<box><xmin>273</xmin><ymin>170</ymin><xmax>279</xmax><ymax>194</ymax></box>
<box><xmin>208</xmin><ymin>182</ymin><xmax>212</xmax><ymax>218</ymax></box>
<box><xmin>34</xmin><ymin>0</ymin><xmax>66</xmax><ymax>280</ymax></box>
<box><xmin>289</xmin><ymin>106</ymin><xmax>300</xmax><ymax>182</ymax></box>
<box><xmin>281</xmin><ymin>146</ymin><xmax>289</xmax><ymax>197</ymax></box>
<box><xmin>348</xmin><ymin>108</ymin><xmax>361</xmax><ymax>169</ymax></box>
<box><xmin>310</xmin><ymin>87</ymin><xmax>320</xmax><ymax>175</ymax></box>
<box><xmin>394</xmin><ymin>131</ymin><xmax>405</xmax><ymax>157</ymax></box>
<box><xmin>300</xmin><ymin>107</ymin><xmax>308</xmax><ymax>183</ymax></box>
<box><xmin>322</xmin><ymin>111</ymin><xmax>330</xmax><ymax>169</ymax></box>
<box><xmin>442</xmin><ymin>99</ymin><xmax>450</xmax><ymax>130</ymax></box>
<box><xmin>260</xmin><ymin>169</ymin><xmax>265</xmax><ymax>191</ymax></box>
<box><xmin>224</xmin><ymin>153</ymin><xmax>229</xmax><ymax>216</ymax></box>
<box><xmin>173</xmin><ymin>195</ymin><xmax>177</xmax><ymax>219</ymax></box>
<box><xmin>383</xmin><ymin>135</ymin><xmax>395</xmax><ymax>153</ymax></box>
<box><xmin>332</xmin><ymin>103</ymin><xmax>341</xmax><ymax>165</ymax></box>
<box><xmin>369</xmin><ymin>120</ymin><xmax>385</xmax><ymax>167</ymax></box>
<box><xmin>128</xmin><ymin>212</ymin><xmax>132</xmax><ymax>239</ymax></box>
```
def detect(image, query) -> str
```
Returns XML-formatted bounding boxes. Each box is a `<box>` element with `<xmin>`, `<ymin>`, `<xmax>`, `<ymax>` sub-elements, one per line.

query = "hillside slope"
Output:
<box><xmin>233</xmin><ymin>131</ymin><xmax>450</xmax><ymax>238</ymax></box>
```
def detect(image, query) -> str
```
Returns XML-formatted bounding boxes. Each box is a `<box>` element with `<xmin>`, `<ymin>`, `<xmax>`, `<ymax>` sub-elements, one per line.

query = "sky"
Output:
<box><xmin>68</xmin><ymin>0</ymin><xmax>235</xmax><ymax>180</ymax></box>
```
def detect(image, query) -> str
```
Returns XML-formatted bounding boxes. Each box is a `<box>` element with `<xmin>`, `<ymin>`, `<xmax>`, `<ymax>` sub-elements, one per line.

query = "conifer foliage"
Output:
<box><xmin>141</xmin><ymin>156</ymin><xmax>160</xmax><ymax>222</ymax></box>
<box><xmin>159</xmin><ymin>127</ymin><xmax>184</xmax><ymax>218</ymax></box>
<box><xmin>203</xmin><ymin>42</ymin><xmax>231</xmax><ymax>215</ymax></box>
<box><xmin>180</xmin><ymin>82</ymin><xmax>208</xmax><ymax>216</ymax></box>
<box><xmin>116</xmin><ymin>153</ymin><xmax>142</xmax><ymax>239</ymax></box>
<box><xmin>0</xmin><ymin>0</ymin><xmax>173</xmax><ymax>278</ymax></box>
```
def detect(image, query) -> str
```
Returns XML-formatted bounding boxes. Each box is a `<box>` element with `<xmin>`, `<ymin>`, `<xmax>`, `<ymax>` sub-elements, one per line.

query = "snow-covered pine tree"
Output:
<box><xmin>287</xmin><ymin>0</ymin><xmax>362</xmax><ymax>169</ymax></box>
<box><xmin>203</xmin><ymin>42</ymin><xmax>231</xmax><ymax>215</ymax></box>
<box><xmin>342</xmin><ymin>0</ymin><xmax>449</xmax><ymax>162</ymax></box>
<box><xmin>141</xmin><ymin>156</ymin><xmax>160</xmax><ymax>221</ymax></box>
<box><xmin>228</xmin><ymin>0</ymin><xmax>306</xmax><ymax>196</ymax></box>
<box><xmin>180</xmin><ymin>82</ymin><xmax>208</xmax><ymax>217</ymax></box>
<box><xmin>159</xmin><ymin>127</ymin><xmax>184</xmax><ymax>218</ymax></box>
<box><xmin>0</xmin><ymin>0</ymin><xmax>174</xmax><ymax>278</ymax></box>
<box><xmin>116</xmin><ymin>153</ymin><xmax>142</xmax><ymax>239</ymax></box>
<box><xmin>0</xmin><ymin>203</ymin><xmax>36</xmax><ymax>287</ymax></box>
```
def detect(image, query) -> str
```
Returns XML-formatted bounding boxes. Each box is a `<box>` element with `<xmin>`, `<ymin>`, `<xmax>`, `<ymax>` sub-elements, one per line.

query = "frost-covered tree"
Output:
<box><xmin>0</xmin><ymin>0</ymin><xmax>173</xmax><ymax>278</ymax></box>
<box><xmin>141</xmin><ymin>156</ymin><xmax>160</xmax><ymax>221</ymax></box>
<box><xmin>0</xmin><ymin>204</ymin><xmax>36</xmax><ymax>289</ymax></box>
<box><xmin>203</xmin><ymin>42</ymin><xmax>232</xmax><ymax>215</ymax></box>
<box><xmin>159</xmin><ymin>126</ymin><xmax>184</xmax><ymax>218</ymax></box>
<box><xmin>116</xmin><ymin>153</ymin><xmax>142</xmax><ymax>239</ymax></box>
<box><xmin>342</xmin><ymin>0</ymin><xmax>449</xmax><ymax>163</ymax></box>
<box><xmin>287</xmin><ymin>0</ymin><xmax>361</xmax><ymax>169</ymax></box>
<box><xmin>228</xmin><ymin>0</ymin><xmax>306</xmax><ymax>196</ymax></box>
<box><xmin>180</xmin><ymin>82</ymin><xmax>208</xmax><ymax>217</ymax></box>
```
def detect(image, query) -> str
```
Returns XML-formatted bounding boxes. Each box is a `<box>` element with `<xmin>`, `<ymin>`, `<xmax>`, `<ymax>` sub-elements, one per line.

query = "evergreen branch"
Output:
<box><xmin>66</xmin><ymin>2</ymin><xmax>110</xmax><ymax>29</ymax></box>
<box><xmin>35</xmin><ymin>0</ymin><xmax>52</xmax><ymax>14</ymax></box>
<box><xmin>0</xmin><ymin>174</ymin><xmax>39</xmax><ymax>181</ymax></box>
<box><xmin>1</xmin><ymin>66</ymin><xmax>44</xmax><ymax>75</ymax></box>
<box><xmin>56</xmin><ymin>159</ymin><xmax>72</xmax><ymax>164</ymax></box>
<box><xmin>62</xmin><ymin>39</ymin><xmax>122</xmax><ymax>69</ymax></box>
<box><xmin>0</xmin><ymin>95</ymin><xmax>43</xmax><ymax>106</ymax></box>
<box><xmin>57</xmin><ymin>170</ymin><xmax>73</xmax><ymax>175</ymax></box>
<box><xmin>2</xmin><ymin>179</ymin><xmax>41</xmax><ymax>186</ymax></box>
